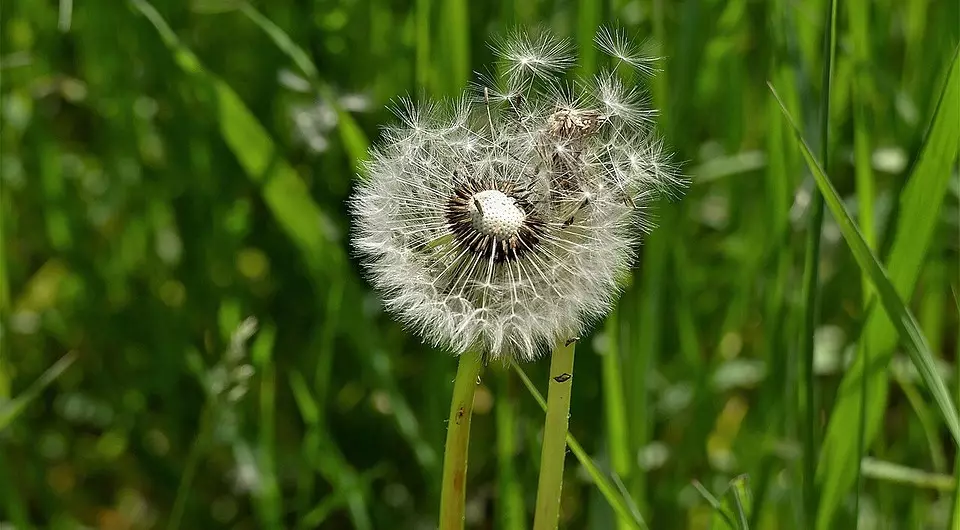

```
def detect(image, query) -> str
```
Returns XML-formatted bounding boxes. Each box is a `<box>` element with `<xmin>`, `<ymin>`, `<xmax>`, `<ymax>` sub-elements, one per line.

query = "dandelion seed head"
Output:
<box><xmin>350</xmin><ymin>28</ymin><xmax>686</xmax><ymax>362</ymax></box>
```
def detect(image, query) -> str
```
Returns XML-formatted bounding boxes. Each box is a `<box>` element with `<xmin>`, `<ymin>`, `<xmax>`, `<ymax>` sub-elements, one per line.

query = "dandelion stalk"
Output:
<box><xmin>439</xmin><ymin>350</ymin><xmax>484</xmax><ymax>530</ymax></box>
<box><xmin>533</xmin><ymin>337</ymin><xmax>577</xmax><ymax>530</ymax></box>
<box><xmin>348</xmin><ymin>27</ymin><xmax>682</xmax><ymax>530</ymax></box>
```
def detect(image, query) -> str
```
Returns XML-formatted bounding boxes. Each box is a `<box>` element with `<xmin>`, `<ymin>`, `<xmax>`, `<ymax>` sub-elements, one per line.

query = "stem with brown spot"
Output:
<box><xmin>439</xmin><ymin>349</ymin><xmax>484</xmax><ymax>530</ymax></box>
<box><xmin>533</xmin><ymin>337</ymin><xmax>577</xmax><ymax>530</ymax></box>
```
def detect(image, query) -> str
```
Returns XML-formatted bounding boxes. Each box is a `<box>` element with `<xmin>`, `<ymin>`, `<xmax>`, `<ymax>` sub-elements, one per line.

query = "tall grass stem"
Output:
<box><xmin>168</xmin><ymin>404</ymin><xmax>212</xmax><ymax>530</ymax></box>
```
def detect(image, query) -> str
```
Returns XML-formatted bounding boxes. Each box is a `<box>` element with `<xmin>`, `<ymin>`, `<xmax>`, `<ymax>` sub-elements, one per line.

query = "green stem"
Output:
<box><xmin>951</xmin><ymin>296</ymin><xmax>960</xmax><ymax>527</ymax></box>
<box><xmin>496</xmin><ymin>370</ymin><xmax>525</xmax><ymax>530</ymax></box>
<box><xmin>513</xmin><ymin>363</ymin><xmax>645</xmax><ymax>529</ymax></box>
<box><xmin>439</xmin><ymin>350</ymin><xmax>483</xmax><ymax>530</ymax></box>
<box><xmin>601</xmin><ymin>311</ymin><xmax>632</xmax><ymax>530</ymax></box>
<box><xmin>168</xmin><ymin>403</ymin><xmax>212</xmax><ymax>530</ymax></box>
<box><xmin>533</xmin><ymin>337</ymin><xmax>577</xmax><ymax>530</ymax></box>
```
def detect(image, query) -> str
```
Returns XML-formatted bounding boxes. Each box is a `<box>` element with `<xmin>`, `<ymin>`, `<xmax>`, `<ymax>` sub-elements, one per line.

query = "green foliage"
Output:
<box><xmin>1</xmin><ymin>0</ymin><xmax>957</xmax><ymax>528</ymax></box>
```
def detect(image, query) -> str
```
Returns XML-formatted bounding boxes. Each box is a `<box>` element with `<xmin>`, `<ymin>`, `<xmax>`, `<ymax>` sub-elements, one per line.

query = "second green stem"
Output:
<box><xmin>533</xmin><ymin>338</ymin><xmax>577</xmax><ymax>530</ymax></box>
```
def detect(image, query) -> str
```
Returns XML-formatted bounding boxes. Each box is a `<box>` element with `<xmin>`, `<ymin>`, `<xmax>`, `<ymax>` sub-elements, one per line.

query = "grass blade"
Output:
<box><xmin>289</xmin><ymin>370</ymin><xmax>373</xmax><ymax>530</ymax></box>
<box><xmin>236</xmin><ymin>4</ymin><xmax>369</xmax><ymax>166</ymax></box>
<box><xmin>0</xmin><ymin>351</ymin><xmax>77</xmax><ymax>430</ymax></box>
<box><xmin>860</xmin><ymin>458</ymin><xmax>955</xmax><ymax>491</ymax></box>
<box><xmin>576</xmin><ymin>0</ymin><xmax>602</xmax><ymax>76</ymax></box>
<box><xmin>437</xmin><ymin>0</ymin><xmax>469</xmax><ymax>95</ymax></box>
<box><xmin>952</xmin><ymin>288</ymin><xmax>960</xmax><ymax>527</ymax></box>
<box><xmin>513</xmin><ymin>364</ymin><xmax>647</xmax><ymax>530</ymax></box>
<box><xmin>416</xmin><ymin>0</ymin><xmax>432</xmax><ymax>93</ymax></box>
<box><xmin>730</xmin><ymin>476</ymin><xmax>753</xmax><ymax>529</ymax></box>
<box><xmin>892</xmin><ymin>371</ymin><xmax>948</xmax><ymax>472</ymax></box>
<box><xmin>809</xmin><ymin>44</ymin><xmax>960</xmax><ymax>529</ymax></box>
<box><xmin>601</xmin><ymin>309</ymin><xmax>633</xmax><ymax>530</ymax></box>
<box><xmin>799</xmin><ymin>1</ymin><xmax>837</xmax><ymax>523</ymax></box>
<box><xmin>130</xmin><ymin>0</ymin><xmax>336</xmax><ymax>273</ymax></box>
<box><xmin>707</xmin><ymin>475</ymin><xmax>753</xmax><ymax>530</ymax></box>
<box><xmin>768</xmin><ymin>79</ymin><xmax>960</xmax><ymax>450</ymax></box>
<box><xmin>0</xmin><ymin>449</ymin><xmax>28</xmax><ymax>527</ymax></box>
<box><xmin>846</xmin><ymin>0</ymin><xmax>876</xmax><ymax>252</ymax></box>
<box><xmin>693</xmin><ymin>480</ymin><xmax>737</xmax><ymax>529</ymax></box>
<box><xmin>131</xmin><ymin>0</ymin><xmax>438</xmax><ymax>480</ymax></box>
<box><xmin>251</xmin><ymin>326</ymin><xmax>282</xmax><ymax>529</ymax></box>
<box><xmin>495</xmin><ymin>371</ymin><xmax>525</xmax><ymax>530</ymax></box>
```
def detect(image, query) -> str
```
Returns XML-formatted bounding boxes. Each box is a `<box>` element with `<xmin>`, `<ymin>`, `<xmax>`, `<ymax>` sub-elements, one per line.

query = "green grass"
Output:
<box><xmin>2</xmin><ymin>0</ymin><xmax>958</xmax><ymax>528</ymax></box>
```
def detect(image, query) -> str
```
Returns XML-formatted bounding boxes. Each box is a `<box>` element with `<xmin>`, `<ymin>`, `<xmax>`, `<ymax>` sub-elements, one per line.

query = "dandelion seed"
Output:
<box><xmin>593</xmin><ymin>71</ymin><xmax>656</xmax><ymax>127</ymax></box>
<box><xmin>350</xmin><ymin>28</ymin><xmax>685</xmax><ymax>362</ymax></box>
<box><xmin>490</xmin><ymin>29</ymin><xmax>575</xmax><ymax>83</ymax></box>
<box><xmin>595</xmin><ymin>26</ymin><xmax>660</xmax><ymax>76</ymax></box>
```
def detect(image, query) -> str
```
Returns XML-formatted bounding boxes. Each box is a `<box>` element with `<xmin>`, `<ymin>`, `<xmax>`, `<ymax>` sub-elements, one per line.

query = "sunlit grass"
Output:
<box><xmin>2</xmin><ymin>0</ymin><xmax>958</xmax><ymax>528</ymax></box>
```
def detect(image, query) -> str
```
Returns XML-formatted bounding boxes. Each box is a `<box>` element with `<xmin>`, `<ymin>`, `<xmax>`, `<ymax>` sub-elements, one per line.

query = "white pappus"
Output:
<box><xmin>349</xmin><ymin>28</ymin><xmax>685</xmax><ymax>362</ymax></box>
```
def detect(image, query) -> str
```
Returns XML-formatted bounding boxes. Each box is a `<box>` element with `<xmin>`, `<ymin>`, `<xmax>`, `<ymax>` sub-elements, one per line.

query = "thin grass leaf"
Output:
<box><xmin>0</xmin><ymin>351</ymin><xmax>77</xmax><ymax>430</ymax></box>
<box><xmin>437</xmin><ymin>0</ymin><xmax>469</xmax><ymax>95</ymax></box>
<box><xmin>601</xmin><ymin>310</ymin><xmax>633</xmax><ymax>530</ymax></box>
<box><xmin>701</xmin><ymin>475</ymin><xmax>753</xmax><ymax>530</ymax></box>
<box><xmin>297</xmin><ymin>488</ymin><xmax>352</xmax><ymax>530</ymax></box>
<box><xmin>495</xmin><ymin>371</ymin><xmax>525</xmax><ymax>530</ymax></box>
<box><xmin>576</xmin><ymin>0</ymin><xmax>602</xmax><ymax>76</ymax></box>
<box><xmin>810</xmin><ymin>44</ymin><xmax>960</xmax><ymax>529</ymax></box>
<box><xmin>312</xmin><ymin>435</ymin><xmax>376</xmax><ymax>530</ymax></box>
<box><xmin>860</xmin><ymin>457</ymin><xmax>955</xmax><ymax>491</ymax></box>
<box><xmin>626</xmin><ymin>209</ymin><xmax>669</xmax><ymax>513</ymax></box>
<box><xmin>294</xmin><ymin>287</ymin><xmax>342</xmax><ymax>516</ymax></box>
<box><xmin>610</xmin><ymin>471</ymin><xmax>643</xmax><ymax>524</ymax></box>
<box><xmin>288</xmin><ymin>371</ymin><xmax>374</xmax><ymax>530</ymax></box>
<box><xmin>293</xmin><ymin>465</ymin><xmax>384</xmax><ymax>530</ymax></box>
<box><xmin>756</xmin><ymin>8</ymin><xmax>801</xmax><ymax>519</ymax></box>
<box><xmin>892</xmin><ymin>371</ymin><xmax>948</xmax><ymax>472</ymax></box>
<box><xmin>952</xmin><ymin>287</ymin><xmax>960</xmax><ymax>527</ymax></box>
<box><xmin>729</xmin><ymin>475</ymin><xmax>753</xmax><ymax>530</ymax></box>
<box><xmin>0</xmin><ymin>450</ymin><xmax>28</xmax><ymax>527</ymax></box>
<box><xmin>513</xmin><ymin>364</ymin><xmax>647</xmax><ymax>530</ymax></box>
<box><xmin>799</xmin><ymin>1</ymin><xmax>837</xmax><ymax>522</ymax></box>
<box><xmin>236</xmin><ymin>4</ymin><xmax>369</xmax><ymax>166</ymax></box>
<box><xmin>846</xmin><ymin>0</ymin><xmax>876</xmax><ymax>251</ymax></box>
<box><xmin>0</xmin><ymin>220</ymin><xmax>8</xmax><ymax>315</ymax></box>
<box><xmin>251</xmin><ymin>326</ymin><xmax>282</xmax><ymax>529</ymax></box>
<box><xmin>289</xmin><ymin>371</ymin><xmax>320</xmax><ymax>426</ymax></box>
<box><xmin>131</xmin><ymin>0</ymin><xmax>437</xmax><ymax>479</ymax></box>
<box><xmin>768</xmin><ymin>82</ymin><xmax>960</xmax><ymax>450</ymax></box>
<box><xmin>416</xmin><ymin>0</ymin><xmax>431</xmax><ymax>92</ymax></box>
<box><xmin>692</xmin><ymin>480</ymin><xmax>723</xmax><ymax>510</ymax></box>
<box><xmin>692</xmin><ymin>480</ymin><xmax>737</xmax><ymax>529</ymax></box>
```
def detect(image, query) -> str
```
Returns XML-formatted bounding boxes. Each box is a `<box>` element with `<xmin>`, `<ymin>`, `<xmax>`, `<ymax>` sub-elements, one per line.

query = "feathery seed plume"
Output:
<box><xmin>350</xmin><ymin>28</ymin><xmax>684</xmax><ymax>362</ymax></box>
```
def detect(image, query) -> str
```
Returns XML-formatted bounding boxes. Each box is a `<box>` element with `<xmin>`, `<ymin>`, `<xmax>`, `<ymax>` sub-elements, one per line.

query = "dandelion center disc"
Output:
<box><xmin>468</xmin><ymin>190</ymin><xmax>525</xmax><ymax>239</ymax></box>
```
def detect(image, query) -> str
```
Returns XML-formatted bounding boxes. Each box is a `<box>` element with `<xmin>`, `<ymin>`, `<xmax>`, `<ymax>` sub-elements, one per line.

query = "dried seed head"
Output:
<box><xmin>350</xmin><ymin>28</ymin><xmax>685</xmax><ymax>362</ymax></box>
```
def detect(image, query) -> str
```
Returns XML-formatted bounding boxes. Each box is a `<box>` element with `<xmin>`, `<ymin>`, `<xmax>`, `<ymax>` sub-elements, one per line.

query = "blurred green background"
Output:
<box><xmin>1</xmin><ymin>0</ymin><xmax>958</xmax><ymax>528</ymax></box>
